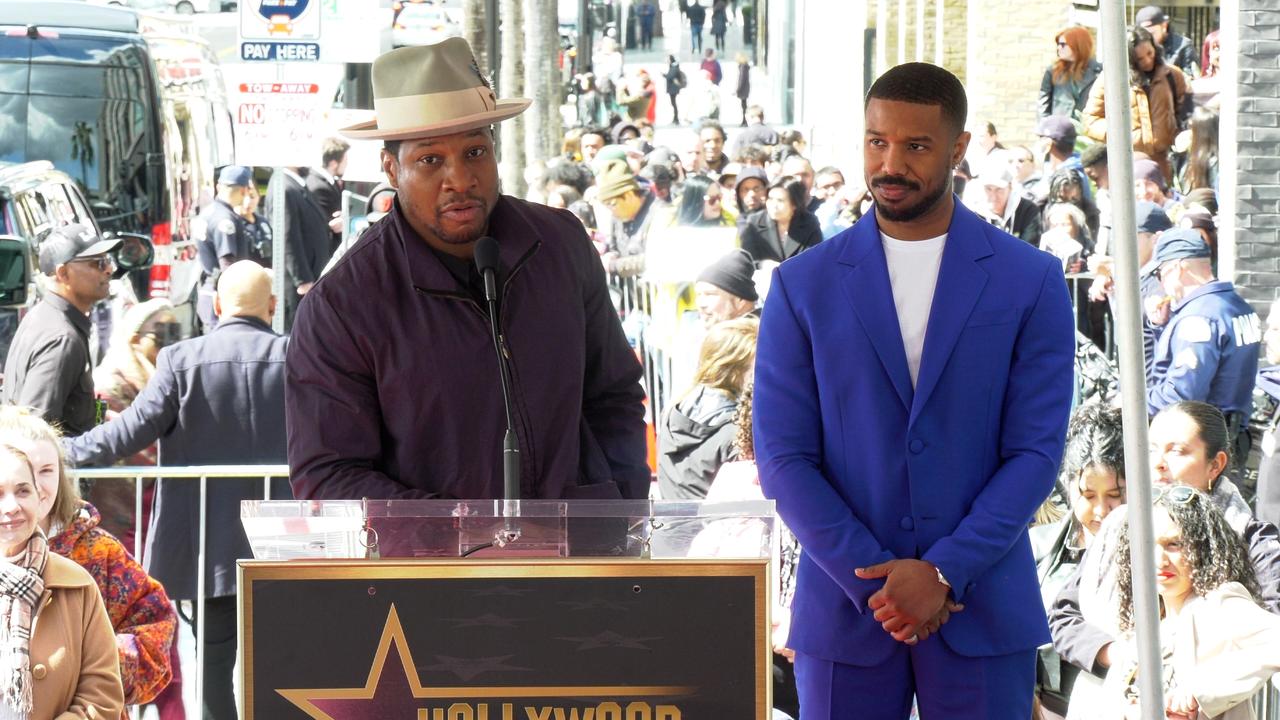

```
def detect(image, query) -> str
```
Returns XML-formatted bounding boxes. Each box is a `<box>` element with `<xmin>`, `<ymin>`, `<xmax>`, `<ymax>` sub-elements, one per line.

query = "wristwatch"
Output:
<box><xmin>934</xmin><ymin>566</ymin><xmax>951</xmax><ymax>589</ymax></box>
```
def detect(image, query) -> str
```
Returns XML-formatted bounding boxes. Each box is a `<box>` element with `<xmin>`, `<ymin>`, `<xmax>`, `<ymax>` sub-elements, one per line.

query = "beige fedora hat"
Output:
<box><xmin>340</xmin><ymin>38</ymin><xmax>531</xmax><ymax>141</ymax></box>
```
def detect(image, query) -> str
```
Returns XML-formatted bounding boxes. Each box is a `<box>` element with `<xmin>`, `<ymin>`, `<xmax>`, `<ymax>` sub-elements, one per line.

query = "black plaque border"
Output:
<box><xmin>239</xmin><ymin>558</ymin><xmax>770</xmax><ymax>719</ymax></box>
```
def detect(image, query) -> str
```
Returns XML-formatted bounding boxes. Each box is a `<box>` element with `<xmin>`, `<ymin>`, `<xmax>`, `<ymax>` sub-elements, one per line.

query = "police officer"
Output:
<box><xmin>1146</xmin><ymin>228</ymin><xmax>1261</xmax><ymax>447</ymax></box>
<box><xmin>194</xmin><ymin>166</ymin><xmax>254</xmax><ymax>331</ymax></box>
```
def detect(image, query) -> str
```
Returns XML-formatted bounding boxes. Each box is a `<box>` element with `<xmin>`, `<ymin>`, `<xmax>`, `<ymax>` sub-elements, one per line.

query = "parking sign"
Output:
<box><xmin>240</xmin><ymin>0</ymin><xmax>322</xmax><ymax>62</ymax></box>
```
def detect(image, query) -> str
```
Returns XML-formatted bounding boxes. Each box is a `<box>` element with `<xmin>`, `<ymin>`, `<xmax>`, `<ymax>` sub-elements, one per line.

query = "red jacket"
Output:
<box><xmin>286</xmin><ymin>196</ymin><xmax>649</xmax><ymax>501</ymax></box>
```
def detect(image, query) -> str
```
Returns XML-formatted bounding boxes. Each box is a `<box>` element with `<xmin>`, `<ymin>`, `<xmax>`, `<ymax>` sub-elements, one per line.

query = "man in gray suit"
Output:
<box><xmin>65</xmin><ymin>260</ymin><xmax>290</xmax><ymax>720</ymax></box>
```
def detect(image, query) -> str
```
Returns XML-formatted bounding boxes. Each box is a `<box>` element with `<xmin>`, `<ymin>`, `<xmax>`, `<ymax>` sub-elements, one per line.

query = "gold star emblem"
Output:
<box><xmin>277</xmin><ymin>604</ymin><xmax>697</xmax><ymax>719</ymax></box>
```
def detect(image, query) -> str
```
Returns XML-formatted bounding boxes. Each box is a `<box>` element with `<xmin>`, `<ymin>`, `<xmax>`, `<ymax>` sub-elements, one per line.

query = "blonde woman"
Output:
<box><xmin>0</xmin><ymin>407</ymin><xmax>176</xmax><ymax>713</ymax></box>
<box><xmin>0</xmin><ymin>444</ymin><xmax>123</xmax><ymax>719</ymax></box>
<box><xmin>657</xmin><ymin>316</ymin><xmax>759</xmax><ymax>499</ymax></box>
<box><xmin>87</xmin><ymin>298</ymin><xmax>176</xmax><ymax>546</ymax></box>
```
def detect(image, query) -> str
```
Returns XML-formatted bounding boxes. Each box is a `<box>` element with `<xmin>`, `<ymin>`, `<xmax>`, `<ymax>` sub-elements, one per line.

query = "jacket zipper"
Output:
<box><xmin>413</xmin><ymin>240</ymin><xmax>542</xmax><ymax>495</ymax></box>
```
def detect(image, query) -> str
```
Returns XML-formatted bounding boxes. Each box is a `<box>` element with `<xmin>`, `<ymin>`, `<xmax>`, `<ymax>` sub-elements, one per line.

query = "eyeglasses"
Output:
<box><xmin>69</xmin><ymin>256</ymin><xmax>115</xmax><ymax>271</ymax></box>
<box><xmin>1155</xmin><ymin>484</ymin><xmax>1197</xmax><ymax>505</ymax></box>
<box><xmin>1156</xmin><ymin>260</ymin><xmax>1181</xmax><ymax>281</ymax></box>
<box><xmin>1056</xmin><ymin>40</ymin><xmax>1068</xmax><ymax>48</ymax></box>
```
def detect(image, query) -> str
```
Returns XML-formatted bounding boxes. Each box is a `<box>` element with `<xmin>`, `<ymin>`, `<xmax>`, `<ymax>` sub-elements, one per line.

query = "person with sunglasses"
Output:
<box><xmin>2</xmin><ymin>224</ymin><xmax>121</xmax><ymax>437</ymax></box>
<box><xmin>1049</xmin><ymin>401</ymin><xmax>1280</xmax><ymax>717</ymax></box>
<box><xmin>1103</xmin><ymin>484</ymin><xmax>1280</xmax><ymax>720</ymax></box>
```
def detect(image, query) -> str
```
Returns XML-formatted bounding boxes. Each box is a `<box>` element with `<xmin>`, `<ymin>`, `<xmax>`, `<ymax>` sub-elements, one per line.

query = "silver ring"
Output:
<box><xmin>907</xmin><ymin>634</ymin><xmax>919</xmax><ymax>645</ymax></box>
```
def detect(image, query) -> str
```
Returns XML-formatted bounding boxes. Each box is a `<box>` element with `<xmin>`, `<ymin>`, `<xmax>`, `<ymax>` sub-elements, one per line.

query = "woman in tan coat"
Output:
<box><xmin>0</xmin><ymin>445</ymin><xmax>122</xmax><ymax>720</ymax></box>
<box><xmin>1082</xmin><ymin>26</ymin><xmax>1187</xmax><ymax>181</ymax></box>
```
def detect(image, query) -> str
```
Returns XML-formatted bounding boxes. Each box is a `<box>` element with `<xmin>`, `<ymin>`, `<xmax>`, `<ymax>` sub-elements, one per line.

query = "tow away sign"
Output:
<box><xmin>230</xmin><ymin>78</ymin><xmax>328</xmax><ymax>167</ymax></box>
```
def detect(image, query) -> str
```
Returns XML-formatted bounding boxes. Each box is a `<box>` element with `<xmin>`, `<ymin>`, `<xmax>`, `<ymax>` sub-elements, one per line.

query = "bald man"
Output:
<box><xmin>65</xmin><ymin>260</ymin><xmax>291</xmax><ymax>720</ymax></box>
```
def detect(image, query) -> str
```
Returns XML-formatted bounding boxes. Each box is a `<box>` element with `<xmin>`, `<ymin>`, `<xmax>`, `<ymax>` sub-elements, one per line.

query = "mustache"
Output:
<box><xmin>871</xmin><ymin>175</ymin><xmax>921</xmax><ymax>191</ymax></box>
<box><xmin>436</xmin><ymin>193</ymin><xmax>488</xmax><ymax>213</ymax></box>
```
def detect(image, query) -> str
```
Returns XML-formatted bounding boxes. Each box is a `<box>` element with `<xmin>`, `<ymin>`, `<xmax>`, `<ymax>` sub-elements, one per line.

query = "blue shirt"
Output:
<box><xmin>1148</xmin><ymin>280</ymin><xmax>1262</xmax><ymax>417</ymax></box>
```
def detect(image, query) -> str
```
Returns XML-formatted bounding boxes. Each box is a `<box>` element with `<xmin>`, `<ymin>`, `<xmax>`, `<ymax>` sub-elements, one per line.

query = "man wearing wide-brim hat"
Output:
<box><xmin>284</xmin><ymin>38</ymin><xmax>649</xmax><ymax>502</ymax></box>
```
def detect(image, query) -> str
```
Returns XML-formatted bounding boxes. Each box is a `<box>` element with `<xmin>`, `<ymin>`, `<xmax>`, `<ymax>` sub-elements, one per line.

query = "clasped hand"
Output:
<box><xmin>856</xmin><ymin>559</ymin><xmax>963</xmax><ymax>644</ymax></box>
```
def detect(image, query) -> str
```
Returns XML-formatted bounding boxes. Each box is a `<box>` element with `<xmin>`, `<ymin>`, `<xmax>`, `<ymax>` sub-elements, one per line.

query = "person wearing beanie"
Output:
<box><xmin>1134</xmin><ymin>158</ymin><xmax>1179</xmax><ymax>217</ymax></box>
<box><xmin>65</xmin><ymin>260</ymin><xmax>293</xmax><ymax>720</ymax></box>
<box><xmin>695</xmin><ymin>249</ymin><xmax>759</xmax><ymax>328</ymax></box>
<box><xmin>597</xmin><ymin>160</ymin><xmax>657</xmax><ymax>277</ymax></box>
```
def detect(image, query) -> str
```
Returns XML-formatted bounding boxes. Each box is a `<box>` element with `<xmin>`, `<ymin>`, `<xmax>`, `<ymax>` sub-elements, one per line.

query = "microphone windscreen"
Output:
<box><xmin>474</xmin><ymin>236</ymin><xmax>500</xmax><ymax>274</ymax></box>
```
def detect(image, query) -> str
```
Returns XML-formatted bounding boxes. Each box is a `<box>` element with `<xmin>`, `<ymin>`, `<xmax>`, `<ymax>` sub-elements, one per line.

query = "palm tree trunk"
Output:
<box><xmin>498</xmin><ymin>0</ymin><xmax>526</xmax><ymax>196</ymax></box>
<box><xmin>463</xmin><ymin>0</ymin><xmax>489</xmax><ymax>77</ymax></box>
<box><xmin>543</xmin><ymin>0</ymin><xmax>562</xmax><ymax>155</ymax></box>
<box><xmin>522</xmin><ymin>0</ymin><xmax>550</xmax><ymax>175</ymax></box>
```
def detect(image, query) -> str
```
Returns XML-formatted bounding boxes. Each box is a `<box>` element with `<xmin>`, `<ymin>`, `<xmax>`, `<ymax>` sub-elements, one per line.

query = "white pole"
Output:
<box><xmin>933</xmin><ymin>0</ymin><xmax>942</xmax><ymax>66</ymax></box>
<box><xmin>915</xmin><ymin>0</ymin><xmax>924</xmax><ymax>62</ymax></box>
<box><xmin>896</xmin><ymin>0</ymin><xmax>906</xmax><ymax>65</ymax></box>
<box><xmin>1099</xmin><ymin>0</ymin><xmax>1164</xmax><ymax>716</ymax></box>
<box><xmin>876</xmin><ymin>0</ymin><xmax>888</xmax><ymax>74</ymax></box>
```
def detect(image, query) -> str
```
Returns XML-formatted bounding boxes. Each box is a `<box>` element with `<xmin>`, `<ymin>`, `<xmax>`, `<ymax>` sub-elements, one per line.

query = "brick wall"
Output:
<box><xmin>866</xmin><ymin>0</ymin><xmax>1071</xmax><ymax>146</ymax></box>
<box><xmin>963</xmin><ymin>0</ymin><xmax>1074</xmax><ymax>148</ymax></box>
<box><xmin>1230</xmin><ymin>5</ymin><xmax>1280</xmax><ymax>311</ymax></box>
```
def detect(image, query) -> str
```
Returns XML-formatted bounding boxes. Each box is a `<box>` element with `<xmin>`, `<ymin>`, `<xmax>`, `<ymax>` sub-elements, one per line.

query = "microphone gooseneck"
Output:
<box><xmin>473</xmin><ymin>237</ymin><xmax>522</xmax><ymax>529</ymax></box>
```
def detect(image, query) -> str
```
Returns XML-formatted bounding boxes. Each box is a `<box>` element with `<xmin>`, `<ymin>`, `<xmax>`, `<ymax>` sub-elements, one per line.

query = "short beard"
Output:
<box><xmin>872</xmin><ymin>174</ymin><xmax>951</xmax><ymax>223</ymax></box>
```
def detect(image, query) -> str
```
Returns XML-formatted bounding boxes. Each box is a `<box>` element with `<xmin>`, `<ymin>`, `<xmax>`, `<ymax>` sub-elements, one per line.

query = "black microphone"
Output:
<box><xmin>473</xmin><ymin>237</ymin><xmax>521</xmax><ymax>517</ymax></box>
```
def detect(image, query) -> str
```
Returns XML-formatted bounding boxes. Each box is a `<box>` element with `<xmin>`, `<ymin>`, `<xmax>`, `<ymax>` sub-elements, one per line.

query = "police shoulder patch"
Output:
<box><xmin>217</xmin><ymin>218</ymin><xmax>237</xmax><ymax>235</ymax></box>
<box><xmin>1177</xmin><ymin>316</ymin><xmax>1213</xmax><ymax>343</ymax></box>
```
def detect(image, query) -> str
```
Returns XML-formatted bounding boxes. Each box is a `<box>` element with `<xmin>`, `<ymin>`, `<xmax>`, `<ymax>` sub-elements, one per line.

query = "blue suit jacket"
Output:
<box><xmin>754</xmin><ymin>201</ymin><xmax>1075</xmax><ymax>666</ymax></box>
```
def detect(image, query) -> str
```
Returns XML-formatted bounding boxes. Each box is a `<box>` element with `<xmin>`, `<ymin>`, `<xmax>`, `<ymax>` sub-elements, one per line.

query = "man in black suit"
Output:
<box><xmin>306</xmin><ymin>137</ymin><xmax>350</xmax><ymax>254</ymax></box>
<box><xmin>266</xmin><ymin>168</ymin><xmax>331</xmax><ymax>329</ymax></box>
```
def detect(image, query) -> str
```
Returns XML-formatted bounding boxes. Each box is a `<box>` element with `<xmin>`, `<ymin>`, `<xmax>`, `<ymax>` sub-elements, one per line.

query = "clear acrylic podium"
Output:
<box><xmin>241</xmin><ymin>498</ymin><xmax>776</xmax><ymax>560</ymax></box>
<box><xmin>238</xmin><ymin>500</ymin><xmax>777</xmax><ymax>719</ymax></box>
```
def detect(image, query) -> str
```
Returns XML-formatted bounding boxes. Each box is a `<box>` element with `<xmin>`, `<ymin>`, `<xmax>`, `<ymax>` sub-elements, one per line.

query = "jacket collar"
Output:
<box><xmin>41</xmin><ymin>290</ymin><xmax>91</xmax><ymax>336</ymax></box>
<box><xmin>393</xmin><ymin>195</ymin><xmax>543</xmax><ymax>296</ymax></box>
<box><xmin>213</xmin><ymin>316</ymin><xmax>278</xmax><ymax>335</ymax></box>
<box><xmin>42</xmin><ymin>552</ymin><xmax>95</xmax><ymax>590</ymax></box>
<box><xmin>837</xmin><ymin>199</ymin><xmax>993</xmax><ymax>423</ymax></box>
<box><xmin>1173</xmin><ymin>280</ymin><xmax>1233</xmax><ymax>311</ymax></box>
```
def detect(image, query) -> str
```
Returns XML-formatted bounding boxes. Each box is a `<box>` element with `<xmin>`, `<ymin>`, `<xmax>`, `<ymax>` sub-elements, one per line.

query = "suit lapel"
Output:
<box><xmin>838</xmin><ymin>217</ymin><xmax>913</xmax><ymax>412</ymax></box>
<box><xmin>910</xmin><ymin>204</ymin><xmax>993</xmax><ymax>425</ymax></box>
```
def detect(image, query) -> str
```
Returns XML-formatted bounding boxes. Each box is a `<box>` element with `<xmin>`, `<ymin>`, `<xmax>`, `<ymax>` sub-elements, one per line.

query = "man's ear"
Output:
<box><xmin>213</xmin><ymin>293</ymin><xmax>223</xmax><ymax>319</ymax></box>
<box><xmin>381</xmin><ymin>150</ymin><xmax>399</xmax><ymax>189</ymax></box>
<box><xmin>952</xmin><ymin>131</ymin><xmax>972</xmax><ymax>168</ymax></box>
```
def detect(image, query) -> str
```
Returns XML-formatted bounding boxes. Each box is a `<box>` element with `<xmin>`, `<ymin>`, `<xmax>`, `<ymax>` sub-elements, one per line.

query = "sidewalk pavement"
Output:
<box><xmin>610</xmin><ymin>4</ymin><xmax>774</xmax><ymax>150</ymax></box>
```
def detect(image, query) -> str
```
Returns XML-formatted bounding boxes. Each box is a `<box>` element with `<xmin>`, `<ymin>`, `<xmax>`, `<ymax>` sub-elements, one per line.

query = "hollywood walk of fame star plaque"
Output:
<box><xmin>239</xmin><ymin>559</ymin><xmax>769</xmax><ymax>719</ymax></box>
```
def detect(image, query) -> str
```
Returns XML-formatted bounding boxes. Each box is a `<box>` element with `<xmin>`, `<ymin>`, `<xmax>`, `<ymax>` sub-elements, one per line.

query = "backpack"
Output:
<box><xmin>673</xmin><ymin>70</ymin><xmax>687</xmax><ymax>90</ymax></box>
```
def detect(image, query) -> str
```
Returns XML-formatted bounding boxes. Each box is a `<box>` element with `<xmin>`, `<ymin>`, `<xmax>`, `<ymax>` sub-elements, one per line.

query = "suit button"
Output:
<box><xmin>909</xmin><ymin>439</ymin><xmax>925</xmax><ymax>454</ymax></box>
<box><xmin>900</xmin><ymin>516</ymin><xmax>914</xmax><ymax>531</ymax></box>
<box><xmin>32</xmin><ymin>664</ymin><xmax>46</xmax><ymax>680</ymax></box>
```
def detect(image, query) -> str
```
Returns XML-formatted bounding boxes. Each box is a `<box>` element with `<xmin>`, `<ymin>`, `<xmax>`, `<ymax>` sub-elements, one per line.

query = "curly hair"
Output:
<box><xmin>1115</xmin><ymin>488</ymin><xmax>1259</xmax><ymax>631</ymax></box>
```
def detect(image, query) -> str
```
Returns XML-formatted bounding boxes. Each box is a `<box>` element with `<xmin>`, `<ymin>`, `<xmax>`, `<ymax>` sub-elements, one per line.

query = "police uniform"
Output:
<box><xmin>194</xmin><ymin>198</ymin><xmax>250</xmax><ymax>275</ymax></box>
<box><xmin>194</xmin><ymin>165</ymin><xmax>256</xmax><ymax>331</ymax></box>
<box><xmin>1147</xmin><ymin>279</ymin><xmax>1261</xmax><ymax>419</ymax></box>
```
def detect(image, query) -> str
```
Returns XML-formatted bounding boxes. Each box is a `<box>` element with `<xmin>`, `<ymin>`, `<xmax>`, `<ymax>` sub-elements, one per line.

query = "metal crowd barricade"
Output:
<box><xmin>608</xmin><ymin>272</ymin><xmax>677</xmax><ymax>442</ymax></box>
<box><xmin>70</xmin><ymin>464</ymin><xmax>290</xmax><ymax>719</ymax></box>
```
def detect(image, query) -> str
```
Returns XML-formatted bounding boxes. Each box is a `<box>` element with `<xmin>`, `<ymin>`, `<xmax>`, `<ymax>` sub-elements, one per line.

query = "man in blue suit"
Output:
<box><xmin>754</xmin><ymin>63</ymin><xmax>1075</xmax><ymax>719</ymax></box>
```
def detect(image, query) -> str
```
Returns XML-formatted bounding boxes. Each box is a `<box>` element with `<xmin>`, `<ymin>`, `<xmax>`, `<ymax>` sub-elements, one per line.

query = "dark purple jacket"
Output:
<box><xmin>285</xmin><ymin>195</ymin><xmax>649</xmax><ymax>501</ymax></box>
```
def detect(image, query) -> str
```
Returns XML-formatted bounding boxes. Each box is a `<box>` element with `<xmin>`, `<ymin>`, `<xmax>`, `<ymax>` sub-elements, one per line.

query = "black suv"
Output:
<box><xmin>0</xmin><ymin>160</ymin><xmax>153</xmax><ymax>367</ymax></box>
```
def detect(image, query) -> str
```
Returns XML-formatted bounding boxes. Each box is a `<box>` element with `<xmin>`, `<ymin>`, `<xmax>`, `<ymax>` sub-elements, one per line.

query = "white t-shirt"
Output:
<box><xmin>881</xmin><ymin>232</ymin><xmax>947</xmax><ymax>386</ymax></box>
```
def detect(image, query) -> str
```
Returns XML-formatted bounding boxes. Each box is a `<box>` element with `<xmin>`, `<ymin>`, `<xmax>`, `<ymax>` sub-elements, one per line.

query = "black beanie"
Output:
<box><xmin>697</xmin><ymin>249</ymin><xmax>758</xmax><ymax>302</ymax></box>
